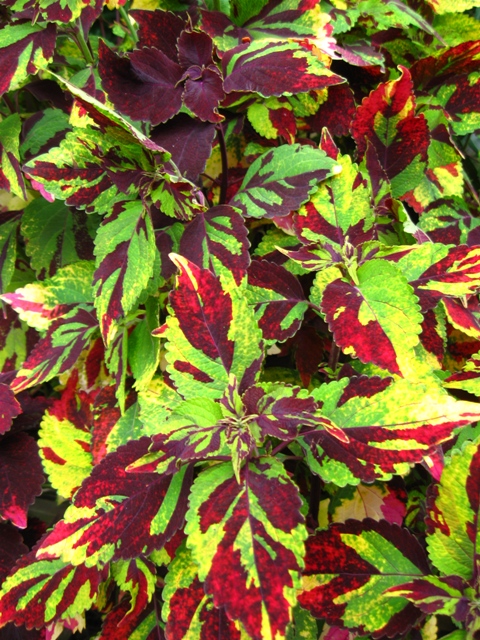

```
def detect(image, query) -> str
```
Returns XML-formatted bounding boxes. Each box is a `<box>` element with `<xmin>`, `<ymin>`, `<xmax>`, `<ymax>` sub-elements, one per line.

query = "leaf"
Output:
<box><xmin>411</xmin><ymin>41</ymin><xmax>480</xmax><ymax>135</ymax></box>
<box><xmin>0</xmin><ymin>522</ymin><xmax>28</xmax><ymax>584</ymax></box>
<box><xmin>99</xmin><ymin>595</ymin><xmax>164</xmax><ymax>639</ymax></box>
<box><xmin>247</xmin><ymin>97</ymin><xmax>297</xmax><ymax>144</ymax></box>
<box><xmin>164</xmin><ymin>255</ymin><xmax>264</xmax><ymax>400</ymax></box>
<box><xmin>150</xmin><ymin>114</ymin><xmax>216</xmax><ymax>181</ymax></box>
<box><xmin>307</xmin><ymin>84</ymin><xmax>356</xmax><ymax>138</ymax></box>
<box><xmin>11</xmin><ymin>0</ymin><xmax>101</xmax><ymax>24</ymax></box>
<box><xmin>0</xmin><ymin>550</ymin><xmax>108</xmax><ymax>629</ymax></box>
<box><xmin>222</xmin><ymin>40</ymin><xmax>345</xmax><ymax>97</ymax></box>
<box><xmin>0</xmin><ymin>23</ymin><xmax>56</xmax><ymax>97</ymax></box>
<box><xmin>321</xmin><ymin>260</ymin><xmax>423</xmax><ymax>375</ymax></box>
<box><xmin>93</xmin><ymin>201</ymin><xmax>156</xmax><ymax>344</ymax></box>
<box><xmin>298</xmin><ymin>519</ymin><xmax>428</xmax><ymax>636</ymax></box>
<box><xmin>0</xmin><ymin>212</ymin><xmax>21</xmax><ymax>296</ymax></box>
<box><xmin>111</xmin><ymin>557</ymin><xmax>156</xmax><ymax>627</ymax></box>
<box><xmin>417</xmin><ymin>197</ymin><xmax>480</xmax><ymax>246</ymax></box>
<box><xmin>301</xmin><ymin>375</ymin><xmax>480</xmax><ymax>483</ymax></box>
<box><xmin>0</xmin><ymin>432</ymin><xmax>44</xmax><ymax>528</ymax></box>
<box><xmin>0</xmin><ymin>114</ymin><xmax>26</xmax><ymax>199</ymax></box>
<box><xmin>293</xmin><ymin>137</ymin><xmax>375</xmax><ymax>259</ymax></box>
<box><xmin>185</xmin><ymin>458</ymin><xmax>307</xmax><ymax>640</ymax></box>
<box><xmin>445</xmin><ymin>352</ymin><xmax>480</xmax><ymax>397</ymax></box>
<box><xmin>129</xmin><ymin>297</ymin><xmax>160</xmax><ymax>392</ymax></box>
<box><xmin>246</xmin><ymin>259</ymin><xmax>308</xmax><ymax>342</ymax></box>
<box><xmin>38</xmin><ymin>374</ymin><xmax>94</xmax><ymax>499</ymax></box>
<box><xmin>151</xmin><ymin>173</ymin><xmax>206</xmax><ymax>222</ymax></box>
<box><xmin>163</xmin><ymin>542</ymin><xmax>241</xmax><ymax>640</ymax></box>
<box><xmin>179</xmin><ymin>205</ymin><xmax>250</xmax><ymax>286</ymax></box>
<box><xmin>230</xmin><ymin>143</ymin><xmax>342</xmax><ymax>219</ymax></box>
<box><xmin>387</xmin><ymin>575</ymin><xmax>469</xmax><ymax>620</ymax></box>
<box><xmin>0</xmin><ymin>306</ymin><xmax>36</xmax><ymax>374</ymax></box>
<box><xmin>35</xmin><ymin>438</ymin><xmax>192</xmax><ymax>567</ymax></box>
<box><xmin>0</xmin><ymin>383</ymin><xmax>21</xmax><ymax>435</ymax></box>
<box><xmin>426</xmin><ymin>436</ymin><xmax>480</xmax><ymax>580</ymax></box>
<box><xmin>351</xmin><ymin>66</ymin><xmax>430</xmax><ymax>198</ymax></box>
<box><xmin>21</xmin><ymin>199</ymin><xmax>95</xmax><ymax>279</ymax></box>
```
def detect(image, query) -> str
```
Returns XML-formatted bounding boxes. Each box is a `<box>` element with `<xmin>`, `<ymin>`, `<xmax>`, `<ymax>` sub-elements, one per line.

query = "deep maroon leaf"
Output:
<box><xmin>0</xmin><ymin>522</ymin><xmax>28</xmax><ymax>583</ymax></box>
<box><xmin>0</xmin><ymin>432</ymin><xmax>44</xmax><ymax>528</ymax></box>
<box><xmin>183</xmin><ymin>66</ymin><xmax>224</xmax><ymax>123</ymax></box>
<box><xmin>132</xmin><ymin>9</ymin><xmax>184</xmax><ymax>58</ymax></box>
<box><xmin>150</xmin><ymin>114</ymin><xmax>216</xmax><ymax>181</ymax></box>
<box><xmin>0</xmin><ymin>383</ymin><xmax>22</xmax><ymax>435</ymax></box>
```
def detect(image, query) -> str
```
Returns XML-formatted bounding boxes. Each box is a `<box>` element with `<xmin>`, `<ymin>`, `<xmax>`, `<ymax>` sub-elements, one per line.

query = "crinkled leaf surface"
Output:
<box><xmin>185</xmin><ymin>458</ymin><xmax>307</xmax><ymax>640</ymax></box>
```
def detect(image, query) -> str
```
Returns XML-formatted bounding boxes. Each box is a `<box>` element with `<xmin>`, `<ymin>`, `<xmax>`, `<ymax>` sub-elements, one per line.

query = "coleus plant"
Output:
<box><xmin>0</xmin><ymin>0</ymin><xmax>480</xmax><ymax>638</ymax></box>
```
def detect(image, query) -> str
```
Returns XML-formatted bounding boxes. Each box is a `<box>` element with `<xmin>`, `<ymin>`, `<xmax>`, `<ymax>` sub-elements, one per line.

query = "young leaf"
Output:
<box><xmin>164</xmin><ymin>255</ymin><xmax>264</xmax><ymax>399</ymax></box>
<box><xmin>230</xmin><ymin>143</ymin><xmax>342</xmax><ymax>219</ymax></box>
<box><xmin>185</xmin><ymin>458</ymin><xmax>307</xmax><ymax>640</ymax></box>
<box><xmin>298</xmin><ymin>519</ymin><xmax>428</xmax><ymax>636</ymax></box>
<box><xmin>93</xmin><ymin>201</ymin><xmax>156</xmax><ymax>344</ymax></box>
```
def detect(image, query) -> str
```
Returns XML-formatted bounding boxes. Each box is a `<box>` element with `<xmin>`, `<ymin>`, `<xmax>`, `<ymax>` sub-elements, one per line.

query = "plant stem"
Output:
<box><xmin>328</xmin><ymin>342</ymin><xmax>340</xmax><ymax>372</ymax></box>
<box><xmin>216</xmin><ymin>124</ymin><xmax>229</xmax><ymax>205</ymax></box>
<box><xmin>119</xmin><ymin>5</ymin><xmax>138</xmax><ymax>44</ymax></box>
<box><xmin>75</xmin><ymin>23</ymin><xmax>94</xmax><ymax>65</ymax></box>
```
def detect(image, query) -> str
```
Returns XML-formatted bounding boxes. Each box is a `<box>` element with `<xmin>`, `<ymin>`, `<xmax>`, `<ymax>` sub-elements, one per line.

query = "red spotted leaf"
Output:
<box><xmin>99</xmin><ymin>596</ymin><xmax>164</xmax><ymax>639</ymax></box>
<box><xmin>185</xmin><ymin>458</ymin><xmax>307</xmax><ymax>640</ymax></box>
<box><xmin>298</xmin><ymin>519</ymin><xmax>428</xmax><ymax>636</ymax></box>
<box><xmin>0</xmin><ymin>432</ymin><xmax>44</xmax><ymax>528</ymax></box>
<box><xmin>352</xmin><ymin>66</ymin><xmax>429</xmax><ymax>198</ymax></box>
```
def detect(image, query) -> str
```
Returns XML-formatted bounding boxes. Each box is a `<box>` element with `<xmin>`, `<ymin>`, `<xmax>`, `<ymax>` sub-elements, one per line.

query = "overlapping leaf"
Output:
<box><xmin>222</xmin><ymin>39</ymin><xmax>344</xmax><ymax>99</ymax></box>
<box><xmin>0</xmin><ymin>23</ymin><xmax>56</xmax><ymax>97</ymax></box>
<box><xmin>10</xmin><ymin>304</ymin><xmax>98</xmax><ymax>392</ymax></box>
<box><xmin>0</xmin><ymin>212</ymin><xmax>21</xmax><ymax>296</ymax></box>
<box><xmin>321</xmin><ymin>259</ymin><xmax>423</xmax><ymax>375</ymax></box>
<box><xmin>298</xmin><ymin>519</ymin><xmax>428</xmax><ymax>636</ymax></box>
<box><xmin>0</xmin><ymin>550</ymin><xmax>108</xmax><ymax>629</ymax></box>
<box><xmin>352</xmin><ymin>66</ymin><xmax>430</xmax><ymax>198</ymax></box>
<box><xmin>301</xmin><ymin>375</ymin><xmax>480</xmax><ymax>483</ymax></box>
<box><xmin>246</xmin><ymin>259</ymin><xmax>308</xmax><ymax>342</ymax></box>
<box><xmin>230</xmin><ymin>143</ymin><xmax>341</xmax><ymax>219</ymax></box>
<box><xmin>163</xmin><ymin>255</ymin><xmax>264</xmax><ymax>400</ymax></box>
<box><xmin>185</xmin><ymin>458</ymin><xmax>307</xmax><ymax>640</ymax></box>
<box><xmin>35</xmin><ymin>438</ymin><xmax>192</xmax><ymax>567</ymax></box>
<box><xmin>163</xmin><ymin>542</ymin><xmax>240</xmax><ymax>640</ymax></box>
<box><xmin>0</xmin><ymin>432</ymin><xmax>44</xmax><ymax>528</ymax></box>
<box><xmin>0</xmin><ymin>114</ymin><xmax>26</xmax><ymax>199</ymax></box>
<box><xmin>93</xmin><ymin>201</ymin><xmax>156</xmax><ymax>344</ymax></box>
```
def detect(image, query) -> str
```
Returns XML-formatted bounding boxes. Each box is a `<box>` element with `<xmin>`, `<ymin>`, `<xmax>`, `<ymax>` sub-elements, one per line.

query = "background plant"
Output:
<box><xmin>0</xmin><ymin>0</ymin><xmax>480</xmax><ymax>638</ymax></box>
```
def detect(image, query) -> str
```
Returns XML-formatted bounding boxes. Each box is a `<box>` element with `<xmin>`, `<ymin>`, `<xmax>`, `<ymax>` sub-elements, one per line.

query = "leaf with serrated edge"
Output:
<box><xmin>185</xmin><ymin>458</ymin><xmax>307</xmax><ymax>640</ymax></box>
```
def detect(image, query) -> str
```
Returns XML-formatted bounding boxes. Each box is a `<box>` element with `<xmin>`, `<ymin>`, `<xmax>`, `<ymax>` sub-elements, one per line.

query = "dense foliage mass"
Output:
<box><xmin>1</xmin><ymin>0</ymin><xmax>480</xmax><ymax>637</ymax></box>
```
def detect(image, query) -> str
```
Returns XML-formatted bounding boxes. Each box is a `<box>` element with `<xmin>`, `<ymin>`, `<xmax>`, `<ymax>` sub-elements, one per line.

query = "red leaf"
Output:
<box><xmin>0</xmin><ymin>384</ymin><xmax>21</xmax><ymax>435</ymax></box>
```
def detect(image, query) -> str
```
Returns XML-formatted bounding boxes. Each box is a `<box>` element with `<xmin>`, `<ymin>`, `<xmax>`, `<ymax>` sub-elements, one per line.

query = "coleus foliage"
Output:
<box><xmin>0</xmin><ymin>0</ymin><xmax>480</xmax><ymax>638</ymax></box>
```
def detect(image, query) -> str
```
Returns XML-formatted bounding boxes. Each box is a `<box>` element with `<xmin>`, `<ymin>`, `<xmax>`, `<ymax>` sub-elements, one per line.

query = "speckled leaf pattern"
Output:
<box><xmin>231</xmin><ymin>144</ymin><xmax>341</xmax><ymax>219</ymax></box>
<box><xmin>321</xmin><ymin>259</ymin><xmax>423</xmax><ymax>375</ymax></box>
<box><xmin>301</xmin><ymin>375</ymin><xmax>480</xmax><ymax>483</ymax></box>
<box><xmin>387</xmin><ymin>575</ymin><xmax>469</xmax><ymax>620</ymax></box>
<box><xmin>298</xmin><ymin>519</ymin><xmax>428</xmax><ymax>636</ymax></box>
<box><xmin>426</xmin><ymin>436</ymin><xmax>480</xmax><ymax>580</ymax></box>
<box><xmin>185</xmin><ymin>458</ymin><xmax>307</xmax><ymax>640</ymax></box>
<box><xmin>352</xmin><ymin>66</ymin><xmax>430</xmax><ymax>197</ymax></box>
<box><xmin>163</xmin><ymin>542</ymin><xmax>241</xmax><ymax>640</ymax></box>
<box><xmin>111</xmin><ymin>557</ymin><xmax>157</xmax><ymax>627</ymax></box>
<box><xmin>35</xmin><ymin>438</ymin><xmax>192</xmax><ymax>567</ymax></box>
<box><xmin>93</xmin><ymin>201</ymin><xmax>156</xmax><ymax>344</ymax></box>
<box><xmin>164</xmin><ymin>255</ymin><xmax>264</xmax><ymax>399</ymax></box>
